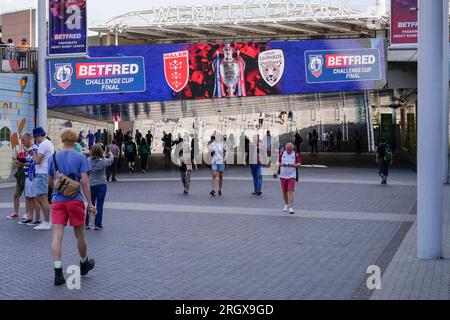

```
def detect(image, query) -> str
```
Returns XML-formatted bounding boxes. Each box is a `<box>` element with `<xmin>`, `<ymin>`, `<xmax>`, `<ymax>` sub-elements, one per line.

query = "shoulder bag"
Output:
<box><xmin>53</xmin><ymin>153</ymin><xmax>80</xmax><ymax>198</ymax></box>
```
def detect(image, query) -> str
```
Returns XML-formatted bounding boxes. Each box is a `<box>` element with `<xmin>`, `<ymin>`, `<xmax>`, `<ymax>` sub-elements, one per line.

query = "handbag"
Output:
<box><xmin>53</xmin><ymin>153</ymin><xmax>81</xmax><ymax>198</ymax></box>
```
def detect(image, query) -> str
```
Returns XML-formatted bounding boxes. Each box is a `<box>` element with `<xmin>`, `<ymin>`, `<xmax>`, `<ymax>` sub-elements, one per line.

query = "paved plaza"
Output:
<box><xmin>0</xmin><ymin>165</ymin><xmax>448</xmax><ymax>300</ymax></box>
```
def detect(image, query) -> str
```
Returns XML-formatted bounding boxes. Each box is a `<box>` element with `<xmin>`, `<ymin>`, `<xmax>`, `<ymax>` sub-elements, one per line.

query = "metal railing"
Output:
<box><xmin>0</xmin><ymin>45</ymin><xmax>38</xmax><ymax>73</ymax></box>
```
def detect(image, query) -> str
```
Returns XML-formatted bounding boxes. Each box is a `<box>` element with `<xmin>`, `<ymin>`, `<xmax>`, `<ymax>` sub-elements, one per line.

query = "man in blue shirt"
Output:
<box><xmin>48</xmin><ymin>128</ymin><xmax>96</xmax><ymax>286</ymax></box>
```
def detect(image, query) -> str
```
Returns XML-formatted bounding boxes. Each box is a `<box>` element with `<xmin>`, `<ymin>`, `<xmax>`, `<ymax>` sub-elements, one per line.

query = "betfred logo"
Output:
<box><xmin>75</xmin><ymin>63</ymin><xmax>140</xmax><ymax>78</ymax></box>
<box><xmin>325</xmin><ymin>54</ymin><xmax>377</xmax><ymax>68</ymax></box>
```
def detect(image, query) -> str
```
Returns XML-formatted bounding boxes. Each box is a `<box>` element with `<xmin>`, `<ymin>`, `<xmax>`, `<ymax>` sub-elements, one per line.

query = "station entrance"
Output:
<box><xmin>49</xmin><ymin>87</ymin><xmax>417</xmax><ymax>171</ymax></box>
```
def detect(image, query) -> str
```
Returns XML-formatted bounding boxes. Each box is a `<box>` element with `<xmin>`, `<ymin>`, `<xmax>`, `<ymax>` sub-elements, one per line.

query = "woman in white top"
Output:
<box><xmin>209</xmin><ymin>133</ymin><xmax>227</xmax><ymax>196</ymax></box>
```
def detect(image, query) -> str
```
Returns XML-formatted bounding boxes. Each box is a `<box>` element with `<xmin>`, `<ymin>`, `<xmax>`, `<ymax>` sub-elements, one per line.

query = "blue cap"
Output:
<box><xmin>32</xmin><ymin>127</ymin><xmax>46</xmax><ymax>138</ymax></box>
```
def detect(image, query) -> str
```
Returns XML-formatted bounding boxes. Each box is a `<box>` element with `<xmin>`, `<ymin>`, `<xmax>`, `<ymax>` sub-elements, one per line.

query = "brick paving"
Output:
<box><xmin>0</xmin><ymin>166</ymin><xmax>426</xmax><ymax>300</ymax></box>
<box><xmin>371</xmin><ymin>186</ymin><xmax>450</xmax><ymax>300</ymax></box>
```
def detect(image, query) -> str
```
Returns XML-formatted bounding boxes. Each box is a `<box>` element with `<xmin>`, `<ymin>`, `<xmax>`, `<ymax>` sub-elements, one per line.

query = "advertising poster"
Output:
<box><xmin>48</xmin><ymin>0</ymin><xmax>88</xmax><ymax>55</ymax></box>
<box><xmin>390</xmin><ymin>0</ymin><xmax>418</xmax><ymax>45</ymax></box>
<box><xmin>305</xmin><ymin>48</ymin><xmax>382</xmax><ymax>84</ymax></box>
<box><xmin>48</xmin><ymin>57</ymin><xmax>146</xmax><ymax>95</ymax></box>
<box><xmin>47</xmin><ymin>38</ymin><xmax>387</xmax><ymax>107</ymax></box>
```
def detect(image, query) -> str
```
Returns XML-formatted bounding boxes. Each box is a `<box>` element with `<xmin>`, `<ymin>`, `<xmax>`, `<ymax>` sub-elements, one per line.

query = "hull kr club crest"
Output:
<box><xmin>54</xmin><ymin>63</ymin><xmax>73</xmax><ymax>90</ymax></box>
<box><xmin>308</xmin><ymin>55</ymin><xmax>324</xmax><ymax>78</ymax></box>
<box><xmin>163</xmin><ymin>50</ymin><xmax>189</xmax><ymax>92</ymax></box>
<box><xmin>258</xmin><ymin>49</ymin><xmax>285</xmax><ymax>87</ymax></box>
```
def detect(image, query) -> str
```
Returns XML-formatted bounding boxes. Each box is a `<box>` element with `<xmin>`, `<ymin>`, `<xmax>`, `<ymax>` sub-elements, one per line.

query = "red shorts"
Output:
<box><xmin>52</xmin><ymin>201</ymin><xmax>86</xmax><ymax>227</ymax></box>
<box><xmin>280</xmin><ymin>178</ymin><xmax>296</xmax><ymax>193</ymax></box>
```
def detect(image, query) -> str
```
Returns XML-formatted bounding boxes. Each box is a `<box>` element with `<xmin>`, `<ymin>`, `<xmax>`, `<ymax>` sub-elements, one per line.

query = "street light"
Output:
<box><xmin>37</xmin><ymin>0</ymin><xmax>47</xmax><ymax>131</ymax></box>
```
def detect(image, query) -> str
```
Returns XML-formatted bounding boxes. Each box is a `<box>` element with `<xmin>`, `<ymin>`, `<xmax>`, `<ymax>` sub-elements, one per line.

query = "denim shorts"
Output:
<box><xmin>24</xmin><ymin>178</ymin><xmax>36</xmax><ymax>198</ymax></box>
<box><xmin>34</xmin><ymin>173</ymin><xmax>49</xmax><ymax>196</ymax></box>
<box><xmin>211</xmin><ymin>162</ymin><xmax>225</xmax><ymax>172</ymax></box>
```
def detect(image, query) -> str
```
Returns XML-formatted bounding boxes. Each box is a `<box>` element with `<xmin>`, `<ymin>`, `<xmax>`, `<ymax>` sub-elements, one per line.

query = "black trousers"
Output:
<box><xmin>311</xmin><ymin>141</ymin><xmax>318</xmax><ymax>153</ymax></box>
<box><xmin>106</xmin><ymin>158</ymin><xmax>118</xmax><ymax>180</ymax></box>
<box><xmin>141</xmin><ymin>155</ymin><xmax>149</xmax><ymax>171</ymax></box>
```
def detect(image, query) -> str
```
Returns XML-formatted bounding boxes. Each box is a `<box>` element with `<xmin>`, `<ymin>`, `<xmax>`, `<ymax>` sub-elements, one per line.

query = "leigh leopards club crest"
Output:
<box><xmin>54</xmin><ymin>63</ymin><xmax>73</xmax><ymax>90</ymax></box>
<box><xmin>258</xmin><ymin>49</ymin><xmax>285</xmax><ymax>87</ymax></box>
<box><xmin>163</xmin><ymin>50</ymin><xmax>189</xmax><ymax>93</ymax></box>
<box><xmin>308</xmin><ymin>55</ymin><xmax>324</xmax><ymax>78</ymax></box>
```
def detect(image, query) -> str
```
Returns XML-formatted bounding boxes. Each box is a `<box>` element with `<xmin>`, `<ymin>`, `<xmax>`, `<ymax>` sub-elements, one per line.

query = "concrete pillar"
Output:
<box><xmin>417</xmin><ymin>0</ymin><xmax>445</xmax><ymax>259</ymax></box>
<box><xmin>442</xmin><ymin>5</ymin><xmax>449</xmax><ymax>184</ymax></box>
<box><xmin>37</xmin><ymin>0</ymin><xmax>47</xmax><ymax>131</ymax></box>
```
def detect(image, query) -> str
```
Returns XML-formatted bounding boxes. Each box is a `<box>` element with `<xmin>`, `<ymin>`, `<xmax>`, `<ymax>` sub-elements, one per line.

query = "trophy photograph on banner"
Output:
<box><xmin>161</xmin><ymin>42</ymin><xmax>281</xmax><ymax>100</ymax></box>
<box><xmin>213</xmin><ymin>43</ymin><xmax>246</xmax><ymax>98</ymax></box>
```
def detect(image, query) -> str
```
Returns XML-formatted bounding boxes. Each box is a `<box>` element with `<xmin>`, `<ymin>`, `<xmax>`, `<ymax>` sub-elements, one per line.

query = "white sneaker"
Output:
<box><xmin>289</xmin><ymin>208</ymin><xmax>295</xmax><ymax>215</ymax></box>
<box><xmin>34</xmin><ymin>222</ymin><xmax>52</xmax><ymax>231</ymax></box>
<box><xmin>283</xmin><ymin>205</ymin><xmax>289</xmax><ymax>212</ymax></box>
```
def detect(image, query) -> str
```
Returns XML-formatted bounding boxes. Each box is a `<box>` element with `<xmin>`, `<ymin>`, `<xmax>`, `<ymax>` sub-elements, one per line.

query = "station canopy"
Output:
<box><xmin>58</xmin><ymin>1</ymin><xmax>391</xmax><ymax>123</ymax></box>
<box><xmin>90</xmin><ymin>1</ymin><xmax>388</xmax><ymax>43</ymax></box>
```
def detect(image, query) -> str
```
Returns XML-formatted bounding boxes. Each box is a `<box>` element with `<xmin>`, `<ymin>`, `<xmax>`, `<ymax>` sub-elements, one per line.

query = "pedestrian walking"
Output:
<box><xmin>102</xmin><ymin>129</ymin><xmax>108</xmax><ymax>146</ymax></box>
<box><xmin>322</xmin><ymin>131</ymin><xmax>329</xmax><ymax>152</ymax></box>
<box><xmin>307</xmin><ymin>132</ymin><xmax>312</xmax><ymax>153</ymax></box>
<box><xmin>176</xmin><ymin>135</ymin><xmax>196</xmax><ymax>195</ymax></box>
<box><xmin>18</xmin><ymin>135</ymin><xmax>39</xmax><ymax>225</ymax></box>
<box><xmin>337</xmin><ymin>128</ymin><xmax>342</xmax><ymax>152</ymax></box>
<box><xmin>94</xmin><ymin>129</ymin><xmax>102</xmax><ymax>144</ymax></box>
<box><xmin>78</xmin><ymin>131</ymin><xmax>84</xmax><ymax>145</ymax></box>
<box><xmin>8</xmin><ymin>134</ymin><xmax>34</xmax><ymax>221</ymax></box>
<box><xmin>124</xmin><ymin>138</ymin><xmax>137</xmax><ymax>173</ymax></box>
<box><xmin>273</xmin><ymin>143</ymin><xmax>302</xmax><ymax>215</ymax></box>
<box><xmin>209</xmin><ymin>132</ymin><xmax>227</xmax><ymax>196</ymax></box>
<box><xmin>135</xmin><ymin>130</ymin><xmax>142</xmax><ymax>146</ymax></box>
<box><xmin>115</xmin><ymin>129</ymin><xmax>124</xmax><ymax>168</ymax></box>
<box><xmin>30</xmin><ymin>127</ymin><xmax>54</xmax><ymax>231</ymax></box>
<box><xmin>106</xmin><ymin>140</ymin><xmax>120</xmax><ymax>182</ymax></box>
<box><xmin>124</xmin><ymin>131</ymin><xmax>131</xmax><ymax>143</ymax></box>
<box><xmin>246</xmin><ymin>135</ymin><xmax>264</xmax><ymax>196</ymax></box>
<box><xmin>311</xmin><ymin>129</ymin><xmax>319</xmax><ymax>154</ymax></box>
<box><xmin>138</xmin><ymin>138</ymin><xmax>150</xmax><ymax>173</ymax></box>
<box><xmin>294</xmin><ymin>131</ymin><xmax>303</xmax><ymax>152</ymax></box>
<box><xmin>376</xmin><ymin>138</ymin><xmax>393</xmax><ymax>185</ymax></box>
<box><xmin>48</xmin><ymin>128</ymin><xmax>96</xmax><ymax>286</ymax></box>
<box><xmin>7</xmin><ymin>153</ymin><xmax>26</xmax><ymax>220</ymax></box>
<box><xmin>86</xmin><ymin>144</ymin><xmax>114</xmax><ymax>230</ymax></box>
<box><xmin>146</xmin><ymin>130</ymin><xmax>153</xmax><ymax>148</ymax></box>
<box><xmin>329</xmin><ymin>130</ymin><xmax>335</xmax><ymax>151</ymax></box>
<box><xmin>353</xmin><ymin>130</ymin><xmax>362</xmax><ymax>154</ymax></box>
<box><xmin>87</xmin><ymin>130</ymin><xmax>94</xmax><ymax>151</ymax></box>
<box><xmin>264</xmin><ymin>130</ymin><xmax>272</xmax><ymax>157</ymax></box>
<box><xmin>162</xmin><ymin>132</ymin><xmax>172</xmax><ymax>168</ymax></box>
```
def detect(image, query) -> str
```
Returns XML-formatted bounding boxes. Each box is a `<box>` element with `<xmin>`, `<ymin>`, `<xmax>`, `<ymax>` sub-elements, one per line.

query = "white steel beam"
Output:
<box><xmin>223</xmin><ymin>24</ymin><xmax>278</xmax><ymax>35</ymax></box>
<box><xmin>265</xmin><ymin>23</ymin><xmax>321</xmax><ymax>34</ymax></box>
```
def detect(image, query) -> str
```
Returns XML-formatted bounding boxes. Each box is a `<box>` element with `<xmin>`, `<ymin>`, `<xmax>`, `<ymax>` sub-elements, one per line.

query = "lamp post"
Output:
<box><xmin>417</xmin><ymin>0</ymin><xmax>446</xmax><ymax>259</ymax></box>
<box><xmin>37</xmin><ymin>0</ymin><xmax>47</xmax><ymax>131</ymax></box>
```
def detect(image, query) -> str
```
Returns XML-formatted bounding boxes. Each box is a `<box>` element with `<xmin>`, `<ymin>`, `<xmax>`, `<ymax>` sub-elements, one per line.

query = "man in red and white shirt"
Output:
<box><xmin>274</xmin><ymin>143</ymin><xmax>302</xmax><ymax>214</ymax></box>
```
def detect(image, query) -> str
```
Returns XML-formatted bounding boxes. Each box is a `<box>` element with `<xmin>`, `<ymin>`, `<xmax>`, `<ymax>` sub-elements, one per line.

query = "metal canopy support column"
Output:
<box><xmin>442</xmin><ymin>4</ymin><xmax>449</xmax><ymax>184</ymax></box>
<box><xmin>37</xmin><ymin>0</ymin><xmax>47</xmax><ymax>131</ymax></box>
<box><xmin>417</xmin><ymin>0</ymin><xmax>445</xmax><ymax>259</ymax></box>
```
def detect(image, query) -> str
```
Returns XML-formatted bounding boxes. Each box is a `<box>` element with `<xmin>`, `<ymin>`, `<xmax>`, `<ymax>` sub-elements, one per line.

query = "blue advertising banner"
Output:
<box><xmin>47</xmin><ymin>38</ymin><xmax>387</xmax><ymax>107</ymax></box>
<box><xmin>48</xmin><ymin>0</ymin><xmax>87</xmax><ymax>56</ymax></box>
<box><xmin>305</xmin><ymin>49</ymin><xmax>382</xmax><ymax>84</ymax></box>
<box><xmin>48</xmin><ymin>57</ymin><xmax>146</xmax><ymax>95</ymax></box>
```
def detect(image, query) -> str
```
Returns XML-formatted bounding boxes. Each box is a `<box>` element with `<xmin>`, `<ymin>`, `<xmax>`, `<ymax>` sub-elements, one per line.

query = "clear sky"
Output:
<box><xmin>0</xmin><ymin>0</ymin><xmax>381</xmax><ymax>26</ymax></box>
